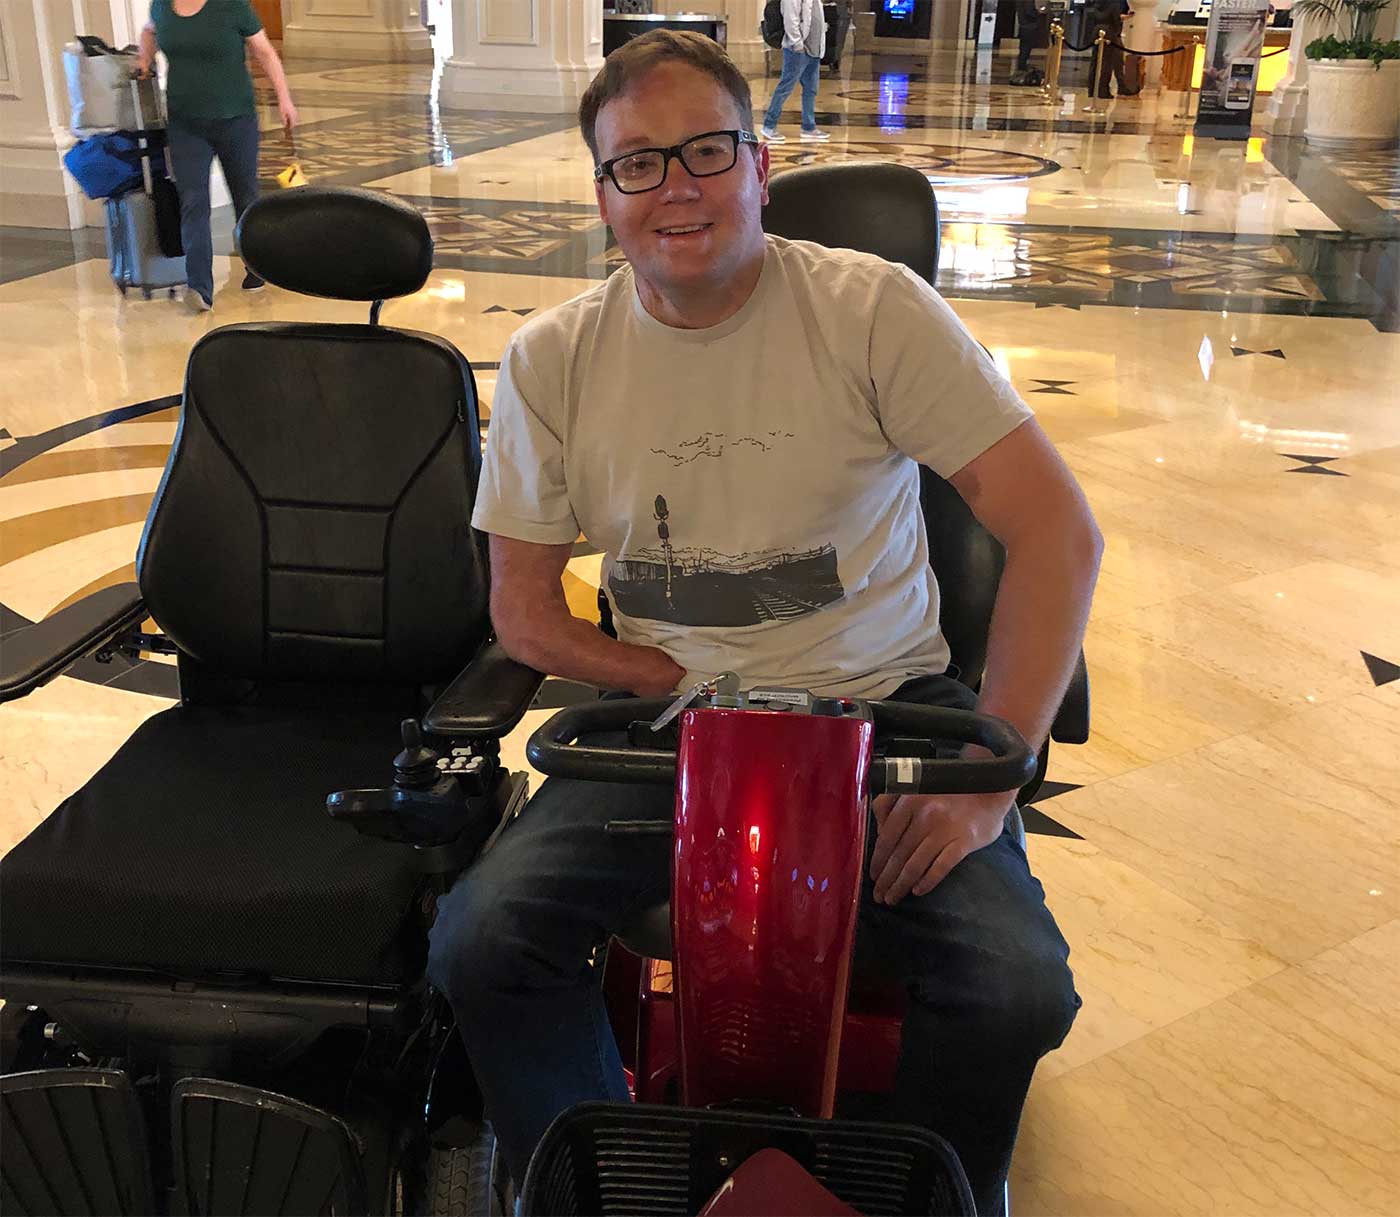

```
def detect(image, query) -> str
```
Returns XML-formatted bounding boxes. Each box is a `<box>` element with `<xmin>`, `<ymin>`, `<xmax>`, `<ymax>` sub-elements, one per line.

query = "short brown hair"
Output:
<box><xmin>578</xmin><ymin>30</ymin><xmax>755</xmax><ymax>161</ymax></box>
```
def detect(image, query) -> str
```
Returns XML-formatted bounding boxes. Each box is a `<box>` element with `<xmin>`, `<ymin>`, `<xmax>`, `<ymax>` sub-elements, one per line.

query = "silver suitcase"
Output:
<box><xmin>105</xmin><ymin>191</ymin><xmax>185</xmax><ymax>298</ymax></box>
<box><xmin>103</xmin><ymin>78</ymin><xmax>185</xmax><ymax>299</ymax></box>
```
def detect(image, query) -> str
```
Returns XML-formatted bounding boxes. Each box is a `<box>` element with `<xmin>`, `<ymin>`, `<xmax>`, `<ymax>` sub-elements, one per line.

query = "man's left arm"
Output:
<box><xmin>951</xmin><ymin>418</ymin><xmax>1102</xmax><ymax>754</ymax></box>
<box><xmin>870</xmin><ymin>418</ymin><xmax>1102</xmax><ymax>904</ymax></box>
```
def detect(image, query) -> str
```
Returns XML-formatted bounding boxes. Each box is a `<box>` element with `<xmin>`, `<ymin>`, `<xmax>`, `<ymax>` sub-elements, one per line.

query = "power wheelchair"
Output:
<box><xmin>0</xmin><ymin>187</ymin><xmax>544</xmax><ymax>1215</ymax></box>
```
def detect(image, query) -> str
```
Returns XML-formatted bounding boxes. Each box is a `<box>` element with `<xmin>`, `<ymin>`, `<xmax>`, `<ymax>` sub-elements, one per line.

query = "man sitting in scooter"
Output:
<box><xmin>428</xmin><ymin>30</ymin><xmax>1102</xmax><ymax>1215</ymax></box>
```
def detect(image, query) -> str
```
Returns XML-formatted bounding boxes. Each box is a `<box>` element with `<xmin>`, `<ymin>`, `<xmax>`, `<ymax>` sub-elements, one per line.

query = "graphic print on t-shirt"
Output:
<box><xmin>608</xmin><ymin>492</ymin><xmax>846</xmax><ymax>628</ymax></box>
<box><xmin>649</xmin><ymin>429</ymin><xmax>796</xmax><ymax>467</ymax></box>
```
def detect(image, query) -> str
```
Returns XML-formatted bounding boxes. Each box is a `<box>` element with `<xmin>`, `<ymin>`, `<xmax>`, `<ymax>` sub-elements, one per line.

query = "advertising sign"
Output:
<box><xmin>1194</xmin><ymin>0</ymin><xmax>1270</xmax><ymax>138</ymax></box>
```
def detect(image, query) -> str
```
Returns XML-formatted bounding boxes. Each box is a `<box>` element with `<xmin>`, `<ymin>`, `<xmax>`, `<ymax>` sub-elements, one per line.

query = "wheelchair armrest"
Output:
<box><xmin>0</xmin><ymin>582</ymin><xmax>147</xmax><ymax>705</ymax></box>
<box><xmin>1049</xmin><ymin>650</ymin><xmax>1090</xmax><ymax>745</ymax></box>
<box><xmin>422</xmin><ymin>639</ymin><xmax>545</xmax><ymax>739</ymax></box>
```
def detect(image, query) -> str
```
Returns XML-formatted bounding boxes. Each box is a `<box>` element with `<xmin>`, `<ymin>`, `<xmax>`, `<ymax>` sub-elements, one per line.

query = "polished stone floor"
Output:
<box><xmin>1</xmin><ymin>39</ymin><xmax>1398</xmax><ymax>1217</ymax></box>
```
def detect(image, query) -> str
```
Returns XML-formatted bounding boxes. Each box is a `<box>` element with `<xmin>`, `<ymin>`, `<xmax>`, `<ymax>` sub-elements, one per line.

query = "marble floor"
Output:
<box><xmin>1</xmin><ymin>38</ymin><xmax>1398</xmax><ymax>1217</ymax></box>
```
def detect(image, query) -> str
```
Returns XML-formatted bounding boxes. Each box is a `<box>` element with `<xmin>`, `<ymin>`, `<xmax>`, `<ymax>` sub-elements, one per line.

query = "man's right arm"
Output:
<box><xmin>781</xmin><ymin>0</ymin><xmax>804</xmax><ymax>47</ymax></box>
<box><xmin>489</xmin><ymin>534</ymin><xmax>686</xmax><ymax>698</ymax></box>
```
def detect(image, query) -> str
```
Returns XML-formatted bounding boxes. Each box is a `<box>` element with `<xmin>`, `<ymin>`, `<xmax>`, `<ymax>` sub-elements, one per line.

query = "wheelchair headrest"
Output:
<box><xmin>763</xmin><ymin>162</ymin><xmax>940</xmax><ymax>286</ymax></box>
<box><xmin>236</xmin><ymin>186</ymin><xmax>433</xmax><ymax>302</ymax></box>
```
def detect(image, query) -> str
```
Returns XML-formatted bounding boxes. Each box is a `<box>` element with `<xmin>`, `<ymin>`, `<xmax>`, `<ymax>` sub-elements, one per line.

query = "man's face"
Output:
<box><xmin>592</xmin><ymin>61</ymin><xmax>770</xmax><ymax>301</ymax></box>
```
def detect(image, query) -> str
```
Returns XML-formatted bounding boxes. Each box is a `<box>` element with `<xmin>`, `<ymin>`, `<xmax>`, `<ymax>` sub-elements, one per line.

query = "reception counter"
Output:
<box><xmin>1158</xmin><ymin>23</ymin><xmax>1292</xmax><ymax>94</ymax></box>
<box><xmin>603</xmin><ymin>12</ymin><xmax>727</xmax><ymax>55</ymax></box>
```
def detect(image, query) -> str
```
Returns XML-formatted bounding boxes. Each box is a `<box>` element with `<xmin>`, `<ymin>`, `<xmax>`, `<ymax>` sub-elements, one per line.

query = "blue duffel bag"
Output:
<box><xmin>63</xmin><ymin>131</ymin><xmax>144</xmax><ymax>200</ymax></box>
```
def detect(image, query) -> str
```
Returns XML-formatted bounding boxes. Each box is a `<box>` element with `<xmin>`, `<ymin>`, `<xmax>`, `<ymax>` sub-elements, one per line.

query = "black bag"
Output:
<box><xmin>150</xmin><ymin>156</ymin><xmax>184</xmax><ymax>258</ymax></box>
<box><xmin>762</xmin><ymin>0</ymin><xmax>785</xmax><ymax>49</ymax></box>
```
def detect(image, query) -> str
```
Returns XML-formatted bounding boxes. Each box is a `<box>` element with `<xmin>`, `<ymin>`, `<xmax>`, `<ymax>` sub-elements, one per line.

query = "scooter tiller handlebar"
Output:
<box><xmin>526</xmin><ymin>697</ymin><xmax>677</xmax><ymax>785</ymax></box>
<box><xmin>527</xmin><ymin>697</ymin><xmax>1036</xmax><ymax>795</ymax></box>
<box><xmin>867</xmin><ymin>700</ymin><xmax>1035</xmax><ymax>794</ymax></box>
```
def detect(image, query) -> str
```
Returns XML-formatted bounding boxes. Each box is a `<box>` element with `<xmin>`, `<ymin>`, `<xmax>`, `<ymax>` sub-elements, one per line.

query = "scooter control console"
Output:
<box><xmin>633</xmin><ymin>674</ymin><xmax>869</xmax><ymax>749</ymax></box>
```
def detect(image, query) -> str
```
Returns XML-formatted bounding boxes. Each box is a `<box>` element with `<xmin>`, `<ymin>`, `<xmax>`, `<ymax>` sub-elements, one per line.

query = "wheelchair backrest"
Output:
<box><xmin>763</xmin><ymin>162</ymin><xmax>1005</xmax><ymax>688</ymax></box>
<box><xmin>137</xmin><ymin>188</ymin><xmax>490</xmax><ymax>688</ymax></box>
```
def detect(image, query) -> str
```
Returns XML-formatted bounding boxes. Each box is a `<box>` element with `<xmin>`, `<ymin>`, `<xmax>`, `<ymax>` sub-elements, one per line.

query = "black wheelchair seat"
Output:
<box><xmin>1</xmin><ymin>704</ymin><xmax>433</xmax><ymax>985</ymax></box>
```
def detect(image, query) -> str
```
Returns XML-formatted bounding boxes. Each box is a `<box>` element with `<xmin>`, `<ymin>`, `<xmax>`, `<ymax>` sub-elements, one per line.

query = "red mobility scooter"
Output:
<box><xmin>516</xmin><ymin>674</ymin><xmax>1035</xmax><ymax>1215</ymax></box>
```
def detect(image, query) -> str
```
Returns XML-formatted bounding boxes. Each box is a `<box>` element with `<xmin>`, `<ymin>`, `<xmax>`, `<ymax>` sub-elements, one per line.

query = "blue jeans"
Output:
<box><xmin>166</xmin><ymin>113</ymin><xmax>261</xmax><ymax>303</ymax></box>
<box><xmin>427</xmin><ymin>674</ymin><xmax>1079</xmax><ymax>1217</ymax></box>
<box><xmin>764</xmin><ymin>47</ymin><xmax>823</xmax><ymax>132</ymax></box>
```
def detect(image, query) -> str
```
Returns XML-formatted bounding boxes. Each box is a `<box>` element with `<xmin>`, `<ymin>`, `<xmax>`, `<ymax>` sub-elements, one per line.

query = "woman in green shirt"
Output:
<box><xmin>138</xmin><ymin>0</ymin><xmax>298</xmax><ymax>311</ymax></box>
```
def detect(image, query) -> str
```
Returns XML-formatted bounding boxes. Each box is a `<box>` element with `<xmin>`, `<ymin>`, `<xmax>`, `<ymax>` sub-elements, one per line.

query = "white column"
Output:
<box><xmin>1263</xmin><ymin>9</ymin><xmax>1322</xmax><ymax>135</ymax></box>
<box><xmin>440</xmin><ymin>0</ymin><xmax>603</xmax><ymax>114</ymax></box>
<box><xmin>282</xmin><ymin>0</ymin><xmax>433</xmax><ymax>62</ymax></box>
<box><xmin>0</xmin><ymin>0</ymin><xmax>93</xmax><ymax>228</ymax></box>
<box><xmin>724</xmin><ymin>0</ymin><xmax>764</xmax><ymax>48</ymax></box>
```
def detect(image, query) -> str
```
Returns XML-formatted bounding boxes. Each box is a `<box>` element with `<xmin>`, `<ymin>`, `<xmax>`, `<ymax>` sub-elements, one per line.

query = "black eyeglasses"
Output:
<box><xmin>594</xmin><ymin>129</ymin><xmax>760</xmax><ymax>195</ymax></box>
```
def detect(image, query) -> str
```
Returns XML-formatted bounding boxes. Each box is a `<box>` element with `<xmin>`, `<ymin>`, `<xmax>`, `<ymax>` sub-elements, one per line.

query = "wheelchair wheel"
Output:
<box><xmin>428</xmin><ymin>1122</ymin><xmax>508</xmax><ymax>1216</ymax></box>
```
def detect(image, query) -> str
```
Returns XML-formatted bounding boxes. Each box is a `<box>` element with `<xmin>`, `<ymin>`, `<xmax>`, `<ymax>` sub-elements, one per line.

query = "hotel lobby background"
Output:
<box><xmin>2</xmin><ymin>24</ymin><xmax>1398</xmax><ymax>1217</ymax></box>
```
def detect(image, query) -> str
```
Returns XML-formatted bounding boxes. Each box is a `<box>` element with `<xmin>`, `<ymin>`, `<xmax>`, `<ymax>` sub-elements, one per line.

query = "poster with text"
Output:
<box><xmin>1195</xmin><ymin>0</ymin><xmax>1270</xmax><ymax>139</ymax></box>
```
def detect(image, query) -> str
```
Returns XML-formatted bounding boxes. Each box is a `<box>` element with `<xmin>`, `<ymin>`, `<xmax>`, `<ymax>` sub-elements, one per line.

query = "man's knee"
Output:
<box><xmin>918</xmin><ymin>936</ymin><xmax>1079</xmax><ymax>1058</ymax></box>
<box><xmin>899</xmin><ymin>858</ymin><xmax>1081</xmax><ymax>1056</ymax></box>
<box><xmin>427</xmin><ymin>867</ymin><xmax>528</xmax><ymax>1010</ymax></box>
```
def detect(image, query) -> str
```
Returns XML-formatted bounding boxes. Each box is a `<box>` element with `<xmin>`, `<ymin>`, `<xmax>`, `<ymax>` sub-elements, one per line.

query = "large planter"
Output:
<box><xmin>1305</xmin><ymin>58</ymin><xmax>1400</xmax><ymax>148</ymax></box>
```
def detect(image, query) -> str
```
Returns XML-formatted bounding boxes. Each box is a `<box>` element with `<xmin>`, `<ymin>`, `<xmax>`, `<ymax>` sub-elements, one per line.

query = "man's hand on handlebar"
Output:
<box><xmin>870</xmin><ymin>789</ymin><xmax>1015</xmax><ymax>905</ymax></box>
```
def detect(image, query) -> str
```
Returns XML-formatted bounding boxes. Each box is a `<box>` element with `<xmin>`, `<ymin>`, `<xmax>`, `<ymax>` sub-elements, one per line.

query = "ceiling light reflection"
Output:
<box><xmin>933</xmin><ymin>185</ymin><xmax>1029</xmax><ymax>221</ymax></box>
<box><xmin>1238</xmin><ymin>421</ymin><xmax>1351</xmax><ymax>454</ymax></box>
<box><xmin>426</xmin><ymin>281</ymin><xmax>467</xmax><ymax>302</ymax></box>
<box><xmin>939</xmin><ymin>222</ymin><xmax>1025</xmax><ymax>287</ymax></box>
<box><xmin>1198</xmin><ymin>335</ymin><xmax>1214</xmax><ymax>380</ymax></box>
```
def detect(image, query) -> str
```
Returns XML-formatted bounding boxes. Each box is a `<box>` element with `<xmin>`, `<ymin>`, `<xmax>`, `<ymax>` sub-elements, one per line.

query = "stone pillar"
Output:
<box><xmin>441</xmin><ymin>0</ymin><xmax>602</xmax><ymax>113</ymax></box>
<box><xmin>282</xmin><ymin>0</ymin><xmax>434</xmax><ymax>62</ymax></box>
<box><xmin>724</xmin><ymin>0</ymin><xmax>765</xmax><ymax>48</ymax></box>
<box><xmin>1264</xmin><ymin>8</ymin><xmax>1323</xmax><ymax>136</ymax></box>
<box><xmin>0</xmin><ymin>0</ymin><xmax>93</xmax><ymax>228</ymax></box>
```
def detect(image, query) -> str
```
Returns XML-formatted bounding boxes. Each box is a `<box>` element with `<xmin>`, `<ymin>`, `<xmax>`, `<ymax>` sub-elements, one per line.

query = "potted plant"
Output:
<box><xmin>1295</xmin><ymin>0</ymin><xmax>1400</xmax><ymax>147</ymax></box>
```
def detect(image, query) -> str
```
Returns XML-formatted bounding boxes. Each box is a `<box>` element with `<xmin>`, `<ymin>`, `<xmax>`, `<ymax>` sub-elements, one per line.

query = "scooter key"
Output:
<box><xmin>649</xmin><ymin>679</ymin><xmax>712</xmax><ymax>733</ymax></box>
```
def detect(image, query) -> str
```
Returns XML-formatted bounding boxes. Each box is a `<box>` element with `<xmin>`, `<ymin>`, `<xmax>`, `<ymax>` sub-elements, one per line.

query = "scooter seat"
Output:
<box><xmin>617</xmin><ymin>898</ymin><xmax>673</xmax><ymax>961</ymax></box>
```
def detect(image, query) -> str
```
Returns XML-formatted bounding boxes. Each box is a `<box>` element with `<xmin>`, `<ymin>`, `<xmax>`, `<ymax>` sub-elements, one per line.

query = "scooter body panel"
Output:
<box><xmin>672</xmin><ymin>707</ymin><xmax>872</xmax><ymax>1117</ymax></box>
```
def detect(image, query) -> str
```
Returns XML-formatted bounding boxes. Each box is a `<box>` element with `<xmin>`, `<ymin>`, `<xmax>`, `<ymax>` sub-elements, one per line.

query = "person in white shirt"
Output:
<box><xmin>428</xmin><ymin>31</ymin><xmax>1101</xmax><ymax>1215</ymax></box>
<box><xmin>760</xmin><ymin>0</ymin><xmax>830</xmax><ymax>142</ymax></box>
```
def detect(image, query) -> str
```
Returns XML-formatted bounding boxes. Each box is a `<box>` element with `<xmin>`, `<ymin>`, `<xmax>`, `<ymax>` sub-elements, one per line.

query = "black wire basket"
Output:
<box><xmin>520</xmin><ymin>1101</ymin><xmax>976</xmax><ymax>1216</ymax></box>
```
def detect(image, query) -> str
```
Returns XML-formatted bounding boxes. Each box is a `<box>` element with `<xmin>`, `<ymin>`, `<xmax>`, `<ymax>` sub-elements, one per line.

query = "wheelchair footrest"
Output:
<box><xmin>172</xmin><ymin>1078</ymin><xmax>366</xmax><ymax>1216</ymax></box>
<box><xmin>1</xmin><ymin>1068</ymin><xmax>154</xmax><ymax>1215</ymax></box>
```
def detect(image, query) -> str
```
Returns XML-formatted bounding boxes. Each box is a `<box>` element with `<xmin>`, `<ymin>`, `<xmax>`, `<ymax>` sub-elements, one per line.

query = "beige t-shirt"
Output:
<box><xmin>474</xmin><ymin>236</ymin><xmax>1032</xmax><ymax>699</ymax></box>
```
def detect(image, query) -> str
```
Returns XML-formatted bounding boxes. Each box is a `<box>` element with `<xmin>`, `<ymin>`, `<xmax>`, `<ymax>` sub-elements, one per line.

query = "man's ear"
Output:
<box><xmin>595</xmin><ymin>175</ymin><xmax>610</xmax><ymax>224</ymax></box>
<box><xmin>755</xmin><ymin>142</ymin><xmax>772</xmax><ymax>207</ymax></box>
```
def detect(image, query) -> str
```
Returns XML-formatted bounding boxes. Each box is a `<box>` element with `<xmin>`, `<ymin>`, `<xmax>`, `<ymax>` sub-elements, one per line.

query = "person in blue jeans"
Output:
<box><xmin>429</xmin><ymin>30</ymin><xmax>1100</xmax><ymax>1217</ymax></box>
<box><xmin>761</xmin><ymin>0</ymin><xmax>830</xmax><ymax>142</ymax></box>
<box><xmin>138</xmin><ymin>0</ymin><xmax>298</xmax><ymax>312</ymax></box>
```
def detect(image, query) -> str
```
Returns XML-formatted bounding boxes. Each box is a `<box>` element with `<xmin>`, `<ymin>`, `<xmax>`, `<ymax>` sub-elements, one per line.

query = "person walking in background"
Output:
<box><xmin>759</xmin><ymin>0</ymin><xmax>829</xmax><ymax>143</ymax></box>
<box><xmin>138</xmin><ymin>0</ymin><xmax>298</xmax><ymax>312</ymax></box>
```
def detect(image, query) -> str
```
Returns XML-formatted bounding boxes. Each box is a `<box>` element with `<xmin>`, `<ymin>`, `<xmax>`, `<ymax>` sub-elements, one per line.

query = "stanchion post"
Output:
<box><xmin>1188</xmin><ymin>35</ymin><xmax>1202</xmax><ymax>119</ymax></box>
<box><xmin>1041</xmin><ymin>21</ymin><xmax>1064</xmax><ymax>103</ymax></box>
<box><xmin>1084</xmin><ymin>28</ymin><xmax>1108</xmax><ymax>114</ymax></box>
<box><xmin>1095</xmin><ymin>29</ymin><xmax>1110</xmax><ymax>110</ymax></box>
<box><xmin>1177</xmin><ymin>35</ymin><xmax>1201</xmax><ymax>120</ymax></box>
